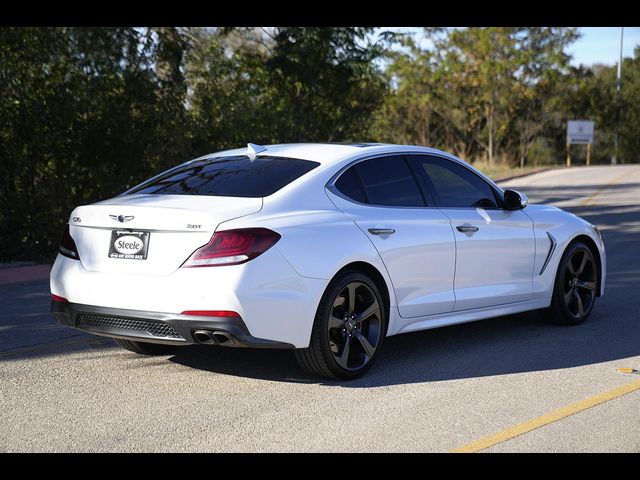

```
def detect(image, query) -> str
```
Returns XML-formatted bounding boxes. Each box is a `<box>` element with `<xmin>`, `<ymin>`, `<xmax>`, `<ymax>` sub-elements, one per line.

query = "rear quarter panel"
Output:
<box><xmin>217</xmin><ymin>177</ymin><xmax>402</xmax><ymax>335</ymax></box>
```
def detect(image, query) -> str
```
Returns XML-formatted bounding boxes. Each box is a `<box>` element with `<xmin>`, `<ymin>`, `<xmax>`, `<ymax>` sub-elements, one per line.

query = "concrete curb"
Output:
<box><xmin>0</xmin><ymin>264</ymin><xmax>51</xmax><ymax>286</ymax></box>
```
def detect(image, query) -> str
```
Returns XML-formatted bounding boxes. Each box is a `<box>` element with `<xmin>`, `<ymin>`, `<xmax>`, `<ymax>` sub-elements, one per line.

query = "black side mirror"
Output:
<box><xmin>503</xmin><ymin>189</ymin><xmax>528</xmax><ymax>210</ymax></box>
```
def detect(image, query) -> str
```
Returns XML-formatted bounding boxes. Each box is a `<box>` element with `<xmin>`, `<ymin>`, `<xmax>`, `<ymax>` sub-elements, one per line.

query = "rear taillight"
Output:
<box><xmin>59</xmin><ymin>225</ymin><xmax>80</xmax><ymax>260</ymax></box>
<box><xmin>181</xmin><ymin>310</ymin><xmax>240</xmax><ymax>317</ymax></box>
<box><xmin>51</xmin><ymin>294</ymin><xmax>69</xmax><ymax>303</ymax></box>
<box><xmin>183</xmin><ymin>228</ymin><xmax>281</xmax><ymax>267</ymax></box>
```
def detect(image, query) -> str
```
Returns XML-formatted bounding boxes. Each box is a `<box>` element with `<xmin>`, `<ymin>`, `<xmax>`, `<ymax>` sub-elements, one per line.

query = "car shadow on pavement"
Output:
<box><xmin>168</xmin><ymin>200</ymin><xmax>640</xmax><ymax>387</ymax></box>
<box><xmin>166</xmin><ymin>300</ymin><xmax>639</xmax><ymax>387</ymax></box>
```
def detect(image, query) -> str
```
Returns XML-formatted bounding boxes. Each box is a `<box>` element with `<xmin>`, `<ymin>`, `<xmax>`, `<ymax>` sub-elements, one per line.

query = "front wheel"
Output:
<box><xmin>544</xmin><ymin>241</ymin><xmax>599</xmax><ymax>326</ymax></box>
<box><xmin>113</xmin><ymin>338</ymin><xmax>178</xmax><ymax>355</ymax></box>
<box><xmin>294</xmin><ymin>271</ymin><xmax>386</xmax><ymax>380</ymax></box>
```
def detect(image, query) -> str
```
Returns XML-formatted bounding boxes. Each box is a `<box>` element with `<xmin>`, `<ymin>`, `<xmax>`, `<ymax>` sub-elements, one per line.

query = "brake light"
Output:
<box><xmin>183</xmin><ymin>228</ymin><xmax>281</xmax><ymax>267</ymax></box>
<box><xmin>51</xmin><ymin>294</ymin><xmax>69</xmax><ymax>303</ymax></box>
<box><xmin>59</xmin><ymin>225</ymin><xmax>80</xmax><ymax>260</ymax></box>
<box><xmin>181</xmin><ymin>310</ymin><xmax>240</xmax><ymax>317</ymax></box>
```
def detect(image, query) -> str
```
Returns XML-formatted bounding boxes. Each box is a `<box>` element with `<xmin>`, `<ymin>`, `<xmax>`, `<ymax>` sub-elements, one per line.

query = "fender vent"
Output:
<box><xmin>539</xmin><ymin>232</ymin><xmax>557</xmax><ymax>275</ymax></box>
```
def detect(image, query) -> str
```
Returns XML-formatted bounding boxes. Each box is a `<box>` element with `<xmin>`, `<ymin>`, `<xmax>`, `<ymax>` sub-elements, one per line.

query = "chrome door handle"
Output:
<box><xmin>456</xmin><ymin>225</ymin><xmax>479</xmax><ymax>233</ymax></box>
<box><xmin>368</xmin><ymin>228</ymin><xmax>396</xmax><ymax>235</ymax></box>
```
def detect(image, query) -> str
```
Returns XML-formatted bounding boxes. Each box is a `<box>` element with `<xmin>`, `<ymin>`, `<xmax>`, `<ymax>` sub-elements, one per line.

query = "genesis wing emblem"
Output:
<box><xmin>110</xmin><ymin>214</ymin><xmax>134</xmax><ymax>223</ymax></box>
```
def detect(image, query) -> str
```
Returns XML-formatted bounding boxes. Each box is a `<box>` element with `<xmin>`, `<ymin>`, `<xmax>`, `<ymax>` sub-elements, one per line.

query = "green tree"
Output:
<box><xmin>187</xmin><ymin>27</ymin><xmax>389</xmax><ymax>150</ymax></box>
<box><xmin>620</xmin><ymin>48</ymin><xmax>640</xmax><ymax>162</ymax></box>
<box><xmin>552</xmin><ymin>49</ymin><xmax>640</xmax><ymax>165</ymax></box>
<box><xmin>375</xmin><ymin>27</ymin><xmax>579</xmax><ymax>166</ymax></box>
<box><xmin>2</xmin><ymin>27</ymin><xmax>638</xmax><ymax>263</ymax></box>
<box><xmin>265</xmin><ymin>27</ymin><xmax>387</xmax><ymax>142</ymax></box>
<box><xmin>0</xmin><ymin>27</ymin><xmax>194</xmax><ymax>261</ymax></box>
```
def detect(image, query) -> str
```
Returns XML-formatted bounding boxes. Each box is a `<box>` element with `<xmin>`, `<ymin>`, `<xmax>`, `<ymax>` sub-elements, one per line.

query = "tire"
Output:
<box><xmin>113</xmin><ymin>338</ymin><xmax>178</xmax><ymax>355</ymax></box>
<box><xmin>294</xmin><ymin>270</ymin><xmax>387</xmax><ymax>380</ymax></box>
<box><xmin>544</xmin><ymin>241</ymin><xmax>599</xmax><ymax>326</ymax></box>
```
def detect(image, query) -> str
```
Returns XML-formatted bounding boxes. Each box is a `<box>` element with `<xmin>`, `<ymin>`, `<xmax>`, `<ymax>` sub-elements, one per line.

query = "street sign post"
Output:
<box><xmin>566</xmin><ymin>120</ymin><xmax>595</xmax><ymax>167</ymax></box>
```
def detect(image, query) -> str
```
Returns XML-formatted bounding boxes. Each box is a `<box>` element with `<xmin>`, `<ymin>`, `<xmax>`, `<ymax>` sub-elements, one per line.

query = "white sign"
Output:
<box><xmin>567</xmin><ymin>120</ymin><xmax>594</xmax><ymax>144</ymax></box>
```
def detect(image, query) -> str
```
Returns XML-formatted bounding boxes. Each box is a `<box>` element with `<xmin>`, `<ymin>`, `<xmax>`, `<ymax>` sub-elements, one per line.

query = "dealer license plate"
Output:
<box><xmin>108</xmin><ymin>230</ymin><xmax>150</xmax><ymax>260</ymax></box>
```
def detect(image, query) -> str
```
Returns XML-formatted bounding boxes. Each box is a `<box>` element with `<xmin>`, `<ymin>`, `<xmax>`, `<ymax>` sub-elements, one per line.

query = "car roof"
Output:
<box><xmin>201</xmin><ymin>143</ymin><xmax>452</xmax><ymax>165</ymax></box>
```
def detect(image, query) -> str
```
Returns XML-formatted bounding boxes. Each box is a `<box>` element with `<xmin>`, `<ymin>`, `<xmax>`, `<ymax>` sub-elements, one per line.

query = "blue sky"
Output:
<box><xmin>382</xmin><ymin>27</ymin><xmax>640</xmax><ymax>66</ymax></box>
<box><xmin>568</xmin><ymin>27</ymin><xmax>639</xmax><ymax>66</ymax></box>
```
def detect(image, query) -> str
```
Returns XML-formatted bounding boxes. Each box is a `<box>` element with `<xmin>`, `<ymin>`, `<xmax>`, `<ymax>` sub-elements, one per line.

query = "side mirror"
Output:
<box><xmin>503</xmin><ymin>189</ymin><xmax>528</xmax><ymax>210</ymax></box>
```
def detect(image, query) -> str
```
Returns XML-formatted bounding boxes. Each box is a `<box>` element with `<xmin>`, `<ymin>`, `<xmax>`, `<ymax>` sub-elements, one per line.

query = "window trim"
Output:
<box><xmin>403</xmin><ymin>154</ymin><xmax>438</xmax><ymax>206</ymax></box>
<box><xmin>327</xmin><ymin>153</ymin><xmax>429</xmax><ymax>209</ymax></box>
<box><xmin>326</xmin><ymin>151</ymin><xmax>505</xmax><ymax>210</ymax></box>
<box><xmin>406</xmin><ymin>154</ymin><xmax>506</xmax><ymax>210</ymax></box>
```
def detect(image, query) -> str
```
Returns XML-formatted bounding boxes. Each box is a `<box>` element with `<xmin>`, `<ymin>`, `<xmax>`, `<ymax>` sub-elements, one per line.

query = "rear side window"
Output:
<box><xmin>354</xmin><ymin>156</ymin><xmax>425</xmax><ymax>207</ymax></box>
<box><xmin>334</xmin><ymin>168</ymin><xmax>366</xmax><ymax>203</ymax></box>
<box><xmin>126</xmin><ymin>155</ymin><xmax>320</xmax><ymax>198</ymax></box>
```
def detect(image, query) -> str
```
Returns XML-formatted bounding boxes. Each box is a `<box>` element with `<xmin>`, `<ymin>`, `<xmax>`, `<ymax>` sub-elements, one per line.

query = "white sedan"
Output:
<box><xmin>50</xmin><ymin>143</ymin><xmax>606</xmax><ymax>379</ymax></box>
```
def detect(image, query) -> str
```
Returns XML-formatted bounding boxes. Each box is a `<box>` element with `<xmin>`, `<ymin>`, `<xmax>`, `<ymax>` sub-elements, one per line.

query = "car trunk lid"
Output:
<box><xmin>68</xmin><ymin>194</ymin><xmax>262</xmax><ymax>275</ymax></box>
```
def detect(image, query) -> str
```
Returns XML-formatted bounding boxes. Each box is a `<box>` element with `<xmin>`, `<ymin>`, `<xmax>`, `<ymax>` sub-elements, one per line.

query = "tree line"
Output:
<box><xmin>1</xmin><ymin>27</ymin><xmax>638</xmax><ymax>261</ymax></box>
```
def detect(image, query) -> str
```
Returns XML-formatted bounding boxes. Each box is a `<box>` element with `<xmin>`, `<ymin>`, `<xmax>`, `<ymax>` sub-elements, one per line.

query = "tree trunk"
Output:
<box><xmin>519</xmin><ymin>125</ymin><xmax>527</xmax><ymax>169</ymax></box>
<box><xmin>488</xmin><ymin>107</ymin><xmax>494</xmax><ymax>165</ymax></box>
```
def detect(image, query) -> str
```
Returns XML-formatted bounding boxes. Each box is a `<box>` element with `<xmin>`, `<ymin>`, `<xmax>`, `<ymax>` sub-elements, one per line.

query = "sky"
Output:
<box><xmin>382</xmin><ymin>27</ymin><xmax>640</xmax><ymax>67</ymax></box>
<box><xmin>568</xmin><ymin>27</ymin><xmax>639</xmax><ymax>66</ymax></box>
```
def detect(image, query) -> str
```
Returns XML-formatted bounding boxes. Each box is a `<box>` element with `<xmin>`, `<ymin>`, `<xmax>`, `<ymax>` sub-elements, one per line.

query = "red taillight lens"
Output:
<box><xmin>59</xmin><ymin>225</ymin><xmax>80</xmax><ymax>260</ymax></box>
<box><xmin>181</xmin><ymin>310</ymin><xmax>240</xmax><ymax>317</ymax></box>
<box><xmin>183</xmin><ymin>228</ymin><xmax>281</xmax><ymax>267</ymax></box>
<box><xmin>51</xmin><ymin>294</ymin><xmax>69</xmax><ymax>303</ymax></box>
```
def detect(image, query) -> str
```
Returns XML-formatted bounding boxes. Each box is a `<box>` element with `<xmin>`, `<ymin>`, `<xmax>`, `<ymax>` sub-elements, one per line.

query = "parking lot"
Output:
<box><xmin>1</xmin><ymin>164</ymin><xmax>639</xmax><ymax>452</ymax></box>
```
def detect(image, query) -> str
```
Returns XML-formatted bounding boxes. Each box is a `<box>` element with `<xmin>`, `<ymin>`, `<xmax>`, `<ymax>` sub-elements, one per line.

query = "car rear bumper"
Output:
<box><xmin>51</xmin><ymin>301</ymin><xmax>294</xmax><ymax>348</ymax></box>
<box><xmin>50</xmin><ymin>247</ymin><xmax>328</xmax><ymax>348</ymax></box>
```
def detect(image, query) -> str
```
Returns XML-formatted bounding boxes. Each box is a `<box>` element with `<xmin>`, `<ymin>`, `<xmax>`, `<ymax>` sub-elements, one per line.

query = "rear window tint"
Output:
<box><xmin>355</xmin><ymin>156</ymin><xmax>425</xmax><ymax>207</ymax></box>
<box><xmin>334</xmin><ymin>168</ymin><xmax>366</xmax><ymax>203</ymax></box>
<box><xmin>126</xmin><ymin>155</ymin><xmax>320</xmax><ymax>198</ymax></box>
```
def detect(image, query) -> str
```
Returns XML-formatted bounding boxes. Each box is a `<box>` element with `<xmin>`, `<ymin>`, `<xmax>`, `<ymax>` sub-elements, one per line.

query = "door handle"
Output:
<box><xmin>368</xmin><ymin>228</ymin><xmax>396</xmax><ymax>235</ymax></box>
<box><xmin>456</xmin><ymin>225</ymin><xmax>479</xmax><ymax>233</ymax></box>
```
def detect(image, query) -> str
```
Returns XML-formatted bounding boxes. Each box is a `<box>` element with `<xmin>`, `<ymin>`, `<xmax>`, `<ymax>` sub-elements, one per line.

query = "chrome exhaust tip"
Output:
<box><xmin>193</xmin><ymin>330</ymin><xmax>216</xmax><ymax>345</ymax></box>
<box><xmin>212</xmin><ymin>331</ymin><xmax>234</xmax><ymax>346</ymax></box>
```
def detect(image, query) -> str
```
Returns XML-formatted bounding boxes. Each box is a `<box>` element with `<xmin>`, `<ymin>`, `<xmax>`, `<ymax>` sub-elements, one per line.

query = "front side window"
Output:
<box><xmin>127</xmin><ymin>155</ymin><xmax>320</xmax><ymax>198</ymax></box>
<box><xmin>340</xmin><ymin>156</ymin><xmax>425</xmax><ymax>207</ymax></box>
<box><xmin>412</xmin><ymin>155</ymin><xmax>499</xmax><ymax>208</ymax></box>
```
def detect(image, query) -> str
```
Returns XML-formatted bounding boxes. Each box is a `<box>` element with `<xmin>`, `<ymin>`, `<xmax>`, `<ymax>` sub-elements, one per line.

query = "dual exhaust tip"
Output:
<box><xmin>193</xmin><ymin>329</ymin><xmax>235</xmax><ymax>346</ymax></box>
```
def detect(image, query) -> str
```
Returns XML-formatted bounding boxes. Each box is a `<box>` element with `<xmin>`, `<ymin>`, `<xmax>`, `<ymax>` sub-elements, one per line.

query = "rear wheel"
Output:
<box><xmin>113</xmin><ymin>338</ymin><xmax>177</xmax><ymax>355</ymax></box>
<box><xmin>294</xmin><ymin>271</ymin><xmax>386</xmax><ymax>380</ymax></box>
<box><xmin>545</xmin><ymin>241</ymin><xmax>598</xmax><ymax>326</ymax></box>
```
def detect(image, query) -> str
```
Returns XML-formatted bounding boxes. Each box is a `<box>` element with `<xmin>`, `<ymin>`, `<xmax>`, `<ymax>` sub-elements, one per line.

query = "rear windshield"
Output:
<box><xmin>126</xmin><ymin>155</ymin><xmax>320</xmax><ymax>198</ymax></box>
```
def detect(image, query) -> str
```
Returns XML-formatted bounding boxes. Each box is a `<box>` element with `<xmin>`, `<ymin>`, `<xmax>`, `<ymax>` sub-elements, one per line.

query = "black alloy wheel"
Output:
<box><xmin>562</xmin><ymin>247</ymin><xmax>597</xmax><ymax>319</ymax></box>
<box><xmin>327</xmin><ymin>281</ymin><xmax>382</xmax><ymax>371</ymax></box>
<box><xmin>546</xmin><ymin>241</ymin><xmax>598</xmax><ymax>325</ymax></box>
<box><xmin>295</xmin><ymin>271</ymin><xmax>386</xmax><ymax>379</ymax></box>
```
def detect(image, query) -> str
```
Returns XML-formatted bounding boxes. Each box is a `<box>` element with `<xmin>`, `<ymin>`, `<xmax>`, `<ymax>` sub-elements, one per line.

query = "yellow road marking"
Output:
<box><xmin>450</xmin><ymin>379</ymin><xmax>640</xmax><ymax>453</ymax></box>
<box><xmin>579</xmin><ymin>170</ymin><xmax>634</xmax><ymax>206</ymax></box>
<box><xmin>617</xmin><ymin>367</ymin><xmax>640</xmax><ymax>375</ymax></box>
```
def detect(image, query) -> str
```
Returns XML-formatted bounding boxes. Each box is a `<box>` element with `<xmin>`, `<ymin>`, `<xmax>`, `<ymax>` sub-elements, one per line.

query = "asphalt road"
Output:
<box><xmin>1</xmin><ymin>165</ymin><xmax>639</xmax><ymax>452</ymax></box>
